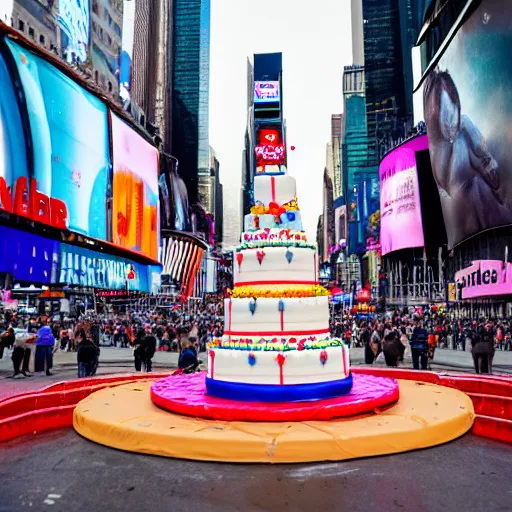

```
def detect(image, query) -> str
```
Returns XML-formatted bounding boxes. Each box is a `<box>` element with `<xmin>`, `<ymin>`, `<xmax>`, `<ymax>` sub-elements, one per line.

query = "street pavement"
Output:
<box><xmin>1</xmin><ymin>346</ymin><xmax>511</xmax><ymax>399</ymax></box>
<box><xmin>0</xmin><ymin>429</ymin><xmax>510</xmax><ymax>512</ymax></box>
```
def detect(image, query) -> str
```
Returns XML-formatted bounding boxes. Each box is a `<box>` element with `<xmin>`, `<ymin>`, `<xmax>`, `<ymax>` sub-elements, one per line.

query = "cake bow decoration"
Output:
<box><xmin>268</xmin><ymin>202</ymin><xmax>286</xmax><ymax>222</ymax></box>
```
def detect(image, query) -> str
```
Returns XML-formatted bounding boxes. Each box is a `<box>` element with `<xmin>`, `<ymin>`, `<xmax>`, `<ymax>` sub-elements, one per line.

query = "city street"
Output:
<box><xmin>0</xmin><ymin>429</ymin><xmax>509</xmax><ymax>512</ymax></box>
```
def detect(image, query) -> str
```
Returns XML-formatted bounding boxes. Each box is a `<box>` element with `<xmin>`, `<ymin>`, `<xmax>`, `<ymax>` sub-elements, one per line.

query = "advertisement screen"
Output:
<box><xmin>58</xmin><ymin>0</ymin><xmax>90</xmax><ymax>63</ymax></box>
<box><xmin>254</xmin><ymin>81</ymin><xmax>280</xmax><ymax>103</ymax></box>
<box><xmin>0</xmin><ymin>226</ymin><xmax>58</xmax><ymax>284</ymax></box>
<box><xmin>380</xmin><ymin>135</ymin><xmax>427</xmax><ymax>255</ymax></box>
<box><xmin>0</xmin><ymin>50</ymin><xmax>28</xmax><ymax>198</ymax></box>
<box><xmin>254</xmin><ymin>144</ymin><xmax>285</xmax><ymax>166</ymax></box>
<box><xmin>111</xmin><ymin>112</ymin><xmax>159</xmax><ymax>260</ymax></box>
<box><xmin>5</xmin><ymin>40</ymin><xmax>110</xmax><ymax>240</ymax></box>
<box><xmin>455</xmin><ymin>260</ymin><xmax>512</xmax><ymax>299</ymax></box>
<box><xmin>423</xmin><ymin>0</ymin><xmax>512</xmax><ymax>248</ymax></box>
<box><xmin>58</xmin><ymin>243</ymin><xmax>150</xmax><ymax>292</ymax></box>
<box><xmin>257</xmin><ymin>128</ymin><xmax>282</xmax><ymax>146</ymax></box>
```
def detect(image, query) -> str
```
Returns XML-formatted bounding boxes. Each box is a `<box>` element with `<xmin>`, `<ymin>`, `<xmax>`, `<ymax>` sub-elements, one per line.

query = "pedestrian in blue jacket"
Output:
<box><xmin>410</xmin><ymin>319</ymin><xmax>429</xmax><ymax>370</ymax></box>
<box><xmin>35</xmin><ymin>324</ymin><xmax>55</xmax><ymax>375</ymax></box>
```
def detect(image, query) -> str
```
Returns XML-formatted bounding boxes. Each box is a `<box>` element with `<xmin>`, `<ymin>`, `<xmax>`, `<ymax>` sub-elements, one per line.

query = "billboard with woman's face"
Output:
<box><xmin>423</xmin><ymin>0</ymin><xmax>512</xmax><ymax>248</ymax></box>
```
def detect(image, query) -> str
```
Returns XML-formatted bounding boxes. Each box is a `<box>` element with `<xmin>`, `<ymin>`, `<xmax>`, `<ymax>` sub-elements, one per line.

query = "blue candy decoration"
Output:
<box><xmin>285</xmin><ymin>249</ymin><xmax>294</xmax><ymax>264</ymax></box>
<box><xmin>249</xmin><ymin>300</ymin><xmax>257</xmax><ymax>315</ymax></box>
<box><xmin>286</xmin><ymin>212</ymin><xmax>296</xmax><ymax>221</ymax></box>
<box><xmin>248</xmin><ymin>353</ymin><xmax>256</xmax><ymax>366</ymax></box>
<box><xmin>278</xmin><ymin>299</ymin><xmax>285</xmax><ymax>312</ymax></box>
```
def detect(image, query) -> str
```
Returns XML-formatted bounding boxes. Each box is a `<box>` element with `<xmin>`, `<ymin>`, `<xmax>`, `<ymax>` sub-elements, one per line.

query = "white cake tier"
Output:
<box><xmin>244</xmin><ymin>212</ymin><xmax>302</xmax><ymax>232</ymax></box>
<box><xmin>224</xmin><ymin>296</ymin><xmax>329</xmax><ymax>337</ymax></box>
<box><xmin>254</xmin><ymin>175</ymin><xmax>296</xmax><ymax>207</ymax></box>
<box><xmin>233</xmin><ymin>246</ymin><xmax>317</xmax><ymax>286</ymax></box>
<box><xmin>207</xmin><ymin>345</ymin><xmax>351</xmax><ymax>385</ymax></box>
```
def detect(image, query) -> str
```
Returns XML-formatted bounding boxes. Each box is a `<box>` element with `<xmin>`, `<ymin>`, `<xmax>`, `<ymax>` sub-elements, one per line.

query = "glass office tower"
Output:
<box><xmin>172</xmin><ymin>0</ymin><xmax>210</xmax><ymax>205</ymax></box>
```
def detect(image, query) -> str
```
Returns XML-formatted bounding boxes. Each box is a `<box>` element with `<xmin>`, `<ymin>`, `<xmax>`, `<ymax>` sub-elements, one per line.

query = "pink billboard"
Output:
<box><xmin>455</xmin><ymin>260</ymin><xmax>512</xmax><ymax>299</ymax></box>
<box><xmin>380</xmin><ymin>135</ymin><xmax>428</xmax><ymax>256</ymax></box>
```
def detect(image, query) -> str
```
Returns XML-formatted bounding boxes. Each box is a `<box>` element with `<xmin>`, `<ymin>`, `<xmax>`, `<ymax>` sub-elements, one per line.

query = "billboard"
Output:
<box><xmin>423</xmin><ymin>0</ymin><xmax>512</xmax><ymax>248</ymax></box>
<box><xmin>58</xmin><ymin>243</ymin><xmax>150</xmax><ymax>292</ymax></box>
<box><xmin>111</xmin><ymin>112</ymin><xmax>159</xmax><ymax>260</ymax></box>
<box><xmin>5</xmin><ymin>40</ymin><xmax>110</xmax><ymax>240</ymax></box>
<box><xmin>380</xmin><ymin>135</ymin><xmax>427</xmax><ymax>255</ymax></box>
<box><xmin>254</xmin><ymin>81</ymin><xmax>280</xmax><ymax>103</ymax></box>
<box><xmin>0</xmin><ymin>226</ymin><xmax>58</xmax><ymax>284</ymax></box>
<box><xmin>455</xmin><ymin>260</ymin><xmax>512</xmax><ymax>300</ymax></box>
<box><xmin>58</xmin><ymin>0</ymin><xmax>90</xmax><ymax>63</ymax></box>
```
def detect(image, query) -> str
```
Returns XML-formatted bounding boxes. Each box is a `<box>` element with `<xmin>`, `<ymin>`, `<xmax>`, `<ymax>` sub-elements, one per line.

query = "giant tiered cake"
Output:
<box><xmin>206</xmin><ymin>170</ymin><xmax>352</xmax><ymax>402</ymax></box>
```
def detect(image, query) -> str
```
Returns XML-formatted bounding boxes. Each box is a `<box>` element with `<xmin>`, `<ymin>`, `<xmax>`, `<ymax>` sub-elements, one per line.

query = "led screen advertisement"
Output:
<box><xmin>0</xmin><ymin>226</ymin><xmax>58</xmax><ymax>284</ymax></box>
<box><xmin>455</xmin><ymin>260</ymin><xmax>512</xmax><ymax>300</ymax></box>
<box><xmin>423</xmin><ymin>0</ymin><xmax>512</xmax><ymax>249</ymax></box>
<box><xmin>111</xmin><ymin>112</ymin><xmax>159</xmax><ymax>260</ymax></box>
<box><xmin>254</xmin><ymin>127</ymin><xmax>285</xmax><ymax>167</ymax></box>
<box><xmin>379</xmin><ymin>135</ymin><xmax>427</xmax><ymax>255</ymax></box>
<box><xmin>58</xmin><ymin>0</ymin><xmax>90</xmax><ymax>63</ymax></box>
<box><xmin>5</xmin><ymin>39</ymin><xmax>110</xmax><ymax>240</ymax></box>
<box><xmin>254</xmin><ymin>81</ymin><xmax>280</xmax><ymax>103</ymax></box>
<box><xmin>58</xmin><ymin>243</ymin><xmax>150</xmax><ymax>292</ymax></box>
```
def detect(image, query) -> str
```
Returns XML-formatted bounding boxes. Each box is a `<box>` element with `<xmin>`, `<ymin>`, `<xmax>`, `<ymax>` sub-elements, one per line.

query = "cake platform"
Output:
<box><xmin>150</xmin><ymin>372</ymin><xmax>397</xmax><ymax>421</ymax></box>
<box><xmin>73</xmin><ymin>376</ymin><xmax>474</xmax><ymax>463</ymax></box>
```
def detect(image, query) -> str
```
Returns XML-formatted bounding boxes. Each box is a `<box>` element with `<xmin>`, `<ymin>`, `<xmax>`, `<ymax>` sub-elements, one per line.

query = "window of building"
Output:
<box><xmin>94</xmin><ymin>70</ymin><xmax>99</xmax><ymax>83</ymax></box>
<box><xmin>18</xmin><ymin>20</ymin><xmax>25</xmax><ymax>32</ymax></box>
<box><xmin>28</xmin><ymin>27</ymin><xmax>35</xmax><ymax>40</ymax></box>
<box><xmin>39</xmin><ymin>34</ymin><xmax>45</xmax><ymax>46</ymax></box>
<box><xmin>108</xmin><ymin>81</ymin><xmax>113</xmax><ymax>92</ymax></box>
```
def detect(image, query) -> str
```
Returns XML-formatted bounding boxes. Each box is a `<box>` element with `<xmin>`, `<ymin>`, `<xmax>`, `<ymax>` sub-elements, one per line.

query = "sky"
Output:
<box><xmin>210</xmin><ymin>0</ymin><xmax>353</xmax><ymax>248</ymax></box>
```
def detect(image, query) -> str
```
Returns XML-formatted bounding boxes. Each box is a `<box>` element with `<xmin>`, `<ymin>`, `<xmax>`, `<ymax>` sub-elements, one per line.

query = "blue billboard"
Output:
<box><xmin>58</xmin><ymin>244</ymin><xmax>151</xmax><ymax>292</ymax></box>
<box><xmin>0</xmin><ymin>226</ymin><xmax>58</xmax><ymax>284</ymax></box>
<box><xmin>58</xmin><ymin>0</ymin><xmax>90</xmax><ymax>63</ymax></box>
<box><xmin>5</xmin><ymin>39</ymin><xmax>110</xmax><ymax>241</ymax></box>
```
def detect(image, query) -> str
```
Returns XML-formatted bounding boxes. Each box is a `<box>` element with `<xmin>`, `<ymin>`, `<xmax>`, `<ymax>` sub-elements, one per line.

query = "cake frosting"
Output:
<box><xmin>206</xmin><ymin>171</ymin><xmax>352</xmax><ymax>402</ymax></box>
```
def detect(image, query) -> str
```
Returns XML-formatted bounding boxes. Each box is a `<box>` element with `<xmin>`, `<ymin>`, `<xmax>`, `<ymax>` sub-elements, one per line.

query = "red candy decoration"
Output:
<box><xmin>276</xmin><ymin>353</ymin><xmax>286</xmax><ymax>385</ymax></box>
<box><xmin>320</xmin><ymin>350</ymin><xmax>328</xmax><ymax>365</ymax></box>
<box><xmin>256</xmin><ymin>250</ymin><xmax>266</xmax><ymax>265</ymax></box>
<box><xmin>236</xmin><ymin>252</ymin><xmax>244</xmax><ymax>269</ymax></box>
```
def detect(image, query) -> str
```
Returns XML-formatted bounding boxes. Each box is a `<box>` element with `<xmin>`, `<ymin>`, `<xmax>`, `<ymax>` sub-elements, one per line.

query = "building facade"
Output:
<box><xmin>171</xmin><ymin>0</ymin><xmax>210</xmax><ymax>206</ymax></box>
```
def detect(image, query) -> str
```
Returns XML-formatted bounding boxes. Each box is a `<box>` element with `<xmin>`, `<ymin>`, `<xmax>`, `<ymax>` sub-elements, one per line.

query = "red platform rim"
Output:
<box><xmin>150</xmin><ymin>372</ymin><xmax>399</xmax><ymax>422</ymax></box>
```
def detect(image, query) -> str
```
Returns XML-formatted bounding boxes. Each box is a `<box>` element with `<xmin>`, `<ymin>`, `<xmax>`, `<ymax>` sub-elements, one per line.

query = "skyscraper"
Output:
<box><xmin>172</xmin><ymin>0</ymin><xmax>210</xmax><ymax>206</ymax></box>
<box><xmin>351</xmin><ymin>0</ymin><xmax>364</xmax><ymax>65</ymax></box>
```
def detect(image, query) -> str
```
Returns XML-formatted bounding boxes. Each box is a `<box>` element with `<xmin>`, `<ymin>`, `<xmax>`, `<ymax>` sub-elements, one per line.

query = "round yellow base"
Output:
<box><xmin>73</xmin><ymin>380</ymin><xmax>474</xmax><ymax>463</ymax></box>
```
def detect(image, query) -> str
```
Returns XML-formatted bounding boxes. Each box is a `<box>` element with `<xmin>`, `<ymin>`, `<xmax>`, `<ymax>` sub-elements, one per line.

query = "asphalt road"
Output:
<box><xmin>1</xmin><ymin>430</ymin><xmax>510</xmax><ymax>512</ymax></box>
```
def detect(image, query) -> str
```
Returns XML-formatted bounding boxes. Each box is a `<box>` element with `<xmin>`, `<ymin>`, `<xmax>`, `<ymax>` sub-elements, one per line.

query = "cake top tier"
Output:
<box><xmin>252</xmin><ymin>175</ymin><xmax>298</xmax><ymax>210</ymax></box>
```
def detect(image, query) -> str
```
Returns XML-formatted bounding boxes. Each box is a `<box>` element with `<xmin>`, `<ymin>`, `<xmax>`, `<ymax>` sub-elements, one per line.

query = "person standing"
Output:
<box><xmin>76</xmin><ymin>329</ymin><xmax>100</xmax><ymax>378</ymax></box>
<box><xmin>35</xmin><ymin>322</ymin><xmax>55</xmax><ymax>376</ymax></box>
<box><xmin>361</xmin><ymin>324</ymin><xmax>374</xmax><ymax>364</ymax></box>
<box><xmin>409</xmin><ymin>319</ymin><xmax>429</xmax><ymax>370</ymax></box>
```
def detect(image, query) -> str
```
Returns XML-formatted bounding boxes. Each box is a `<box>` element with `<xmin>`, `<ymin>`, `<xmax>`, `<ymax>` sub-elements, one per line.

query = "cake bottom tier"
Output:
<box><xmin>206</xmin><ymin>345</ymin><xmax>351</xmax><ymax>402</ymax></box>
<box><xmin>205</xmin><ymin>374</ymin><xmax>353</xmax><ymax>402</ymax></box>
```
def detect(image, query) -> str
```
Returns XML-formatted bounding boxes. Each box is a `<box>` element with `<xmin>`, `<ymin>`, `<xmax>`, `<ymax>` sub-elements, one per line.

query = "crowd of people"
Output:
<box><xmin>332</xmin><ymin>309</ymin><xmax>509</xmax><ymax>373</ymax></box>
<box><xmin>0</xmin><ymin>294</ymin><xmax>224</xmax><ymax>379</ymax></box>
<box><xmin>0</xmin><ymin>299</ymin><xmax>509</xmax><ymax>378</ymax></box>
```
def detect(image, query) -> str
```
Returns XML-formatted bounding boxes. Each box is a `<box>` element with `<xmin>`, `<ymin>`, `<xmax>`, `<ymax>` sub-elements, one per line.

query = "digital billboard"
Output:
<box><xmin>254</xmin><ymin>81</ymin><xmax>280</xmax><ymax>103</ymax></box>
<box><xmin>0</xmin><ymin>226</ymin><xmax>58</xmax><ymax>284</ymax></box>
<box><xmin>5</xmin><ymin>40</ymin><xmax>110</xmax><ymax>240</ymax></box>
<box><xmin>58</xmin><ymin>243</ymin><xmax>150</xmax><ymax>292</ymax></box>
<box><xmin>380</xmin><ymin>135</ymin><xmax>427</xmax><ymax>255</ymax></box>
<box><xmin>455</xmin><ymin>260</ymin><xmax>512</xmax><ymax>300</ymax></box>
<box><xmin>58</xmin><ymin>0</ymin><xmax>90</xmax><ymax>63</ymax></box>
<box><xmin>111</xmin><ymin>112</ymin><xmax>159</xmax><ymax>260</ymax></box>
<box><xmin>423</xmin><ymin>0</ymin><xmax>512</xmax><ymax>248</ymax></box>
<box><xmin>0</xmin><ymin>49</ymin><xmax>29</xmax><ymax>200</ymax></box>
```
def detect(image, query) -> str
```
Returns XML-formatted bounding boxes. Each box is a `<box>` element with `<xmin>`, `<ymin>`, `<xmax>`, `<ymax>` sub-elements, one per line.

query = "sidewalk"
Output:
<box><xmin>1</xmin><ymin>345</ymin><xmax>510</xmax><ymax>402</ymax></box>
<box><xmin>0</xmin><ymin>347</ymin><xmax>182</xmax><ymax>400</ymax></box>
